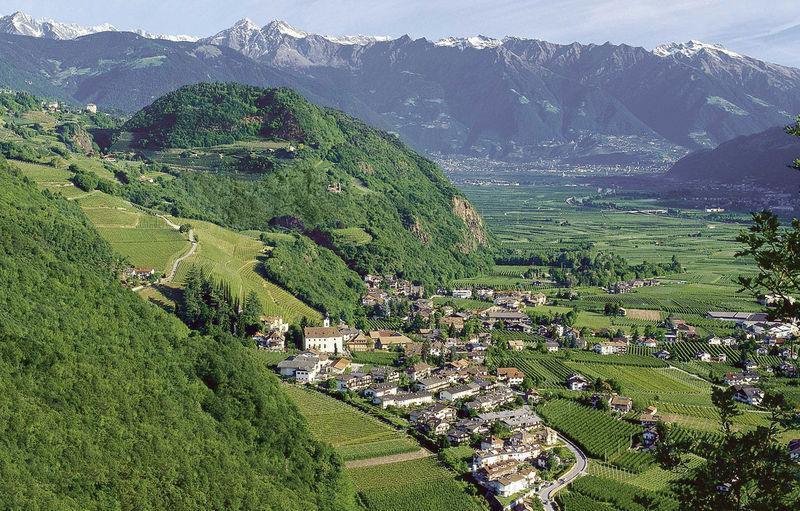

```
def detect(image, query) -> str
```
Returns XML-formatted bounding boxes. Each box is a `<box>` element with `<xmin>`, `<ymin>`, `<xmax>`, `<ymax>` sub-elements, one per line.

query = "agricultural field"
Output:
<box><xmin>284</xmin><ymin>385</ymin><xmax>418</xmax><ymax>462</ymax></box>
<box><xmin>348</xmin><ymin>457</ymin><xmax>483</xmax><ymax>511</ymax></box>
<box><xmin>170</xmin><ymin>217</ymin><xmax>321</xmax><ymax>323</ymax></box>
<box><xmin>536</xmin><ymin>399</ymin><xmax>641</xmax><ymax>461</ymax></box>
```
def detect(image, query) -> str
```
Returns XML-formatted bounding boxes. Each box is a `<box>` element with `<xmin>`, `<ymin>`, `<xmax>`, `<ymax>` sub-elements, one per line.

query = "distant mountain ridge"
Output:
<box><xmin>667</xmin><ymin>125</ymin><xmax>800</xmax><ymax>186</ymax></box>
<box><xmin>0</xmin><ymin>13</ymin><xmax>799</xmax><ymax>164</ymax></box>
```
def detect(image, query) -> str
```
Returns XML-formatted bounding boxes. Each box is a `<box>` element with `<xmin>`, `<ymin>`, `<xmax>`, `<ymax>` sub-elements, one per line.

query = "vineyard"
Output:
<box><xmin>284</xmin><ymin>385</ymin><xmax>418</xmax><ymax>461</ymax></box>
<box><xmin>172</xmin><ymin>218</ymin><xmax>321</xmax><ymax>323</ymax></box>
<box><xmin>488</xmin><ymin>352</ymin><xmax>573</xmax><ymax>387</ymax></box>
<box><xmin>537</xmin><ymin>399</ymin><xmax>641</xmax><ymax>460</ymax></box>
<box><xmin>565</xmin><ymin>475</ymin><xmax>679</xmax><ymax>511</ymax></box>
<box><xmin>349</xmin><ymin>457</ymin><xmax>483</xmax><ymax>511</ymax></box>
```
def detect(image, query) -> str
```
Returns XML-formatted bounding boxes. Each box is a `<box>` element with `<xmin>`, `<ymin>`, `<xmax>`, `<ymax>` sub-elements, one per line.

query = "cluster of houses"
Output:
<box><xmin>607</xmin><ymin>278</ymin><xmax>660</xmax><ymax>294</ymax></box>
<box><xmin>121</xmin><ymin>266</ymin><xmax>158</xmax><ymax>286</ymax></box>
<box><xmin>252</xmin><ymin>316</ymin><xmax>290</xmax><ymax>351</ymax></box>
<box><xmin>361</xmin><ymin>274</ymin><xmax>424</xmax><ymax>315</ymax></box>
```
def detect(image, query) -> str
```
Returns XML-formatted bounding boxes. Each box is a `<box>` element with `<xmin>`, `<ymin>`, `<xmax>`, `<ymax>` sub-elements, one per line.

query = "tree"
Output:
<box><xmin>72</xmin><ymin>170</ymin><xmax>98</xmax><ymax>192</ymax></box>
<box><xmin>239</xmin><ymin>291</ymin><xmax>263</xmax><ymax>336</ymax></box>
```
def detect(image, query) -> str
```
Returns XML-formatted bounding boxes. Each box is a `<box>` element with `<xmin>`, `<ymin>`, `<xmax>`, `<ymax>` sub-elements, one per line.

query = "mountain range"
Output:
<box><xmin>0</xmin><ymin>11</ymin><xmax>196</xmax><ymax>41</ymax></box>
<box><xmin>1</xmin><ymin>13</ymin><xmax>799</xmax><ymax>165</ymax></box>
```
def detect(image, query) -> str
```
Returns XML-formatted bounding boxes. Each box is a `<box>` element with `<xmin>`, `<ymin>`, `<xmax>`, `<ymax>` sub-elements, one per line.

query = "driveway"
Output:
<box><xmin>537</xmin><ymin>434</ymin><xmax>588</xmax><ymax>511</ymax></box>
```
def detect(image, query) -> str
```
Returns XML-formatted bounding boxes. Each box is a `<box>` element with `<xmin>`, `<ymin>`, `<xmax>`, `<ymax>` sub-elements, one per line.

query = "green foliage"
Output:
<box><xmin>115</xmin><ymin>83</ymin><xmax>491</xmax><ymax>304</ymax></box>
<box><xmin>0</xmin><ymin>165</ymin><xmax>356</xmax><ymax>510</ymax></box>
<box><xmin>0</xmin><ymin>90</ymin><xmax>39</xmax><ymax>114</ymax></box>
<box><xmin>262</xmin><ymin>233</ymin><xmax>365</xmax><ymax>322</ymax></box>
<box><xmin>71</xmin><ymin>168</ymin><xmax>99</xmax><ymax>191</ymax></box>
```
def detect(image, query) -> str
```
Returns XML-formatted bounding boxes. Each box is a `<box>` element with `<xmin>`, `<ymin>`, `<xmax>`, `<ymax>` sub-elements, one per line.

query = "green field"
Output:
<box><xmin>349</xmin><ymin>457</ymin><xmax>483</xmax><ymax>511</ymax></box>
<box><xmin>284</xmin><ymin>386</ymin><xmax>418</xmax><ymax>461</ymax></box>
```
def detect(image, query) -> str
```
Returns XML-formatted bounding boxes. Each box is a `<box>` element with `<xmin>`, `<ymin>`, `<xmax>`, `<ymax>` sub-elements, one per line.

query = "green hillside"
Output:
<box><xmin>116</xmin><ymin>83</ymin><xmax>492</xmax><ymax>317</ymax></box>
<box><xmin>0</xmin><ymin>163</ymin><xmax>355</xmax><ymax>510</ymax></box>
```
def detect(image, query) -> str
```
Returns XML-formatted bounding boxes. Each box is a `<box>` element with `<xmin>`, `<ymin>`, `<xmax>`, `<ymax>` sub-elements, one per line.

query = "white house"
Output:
<box><xmin>452</xmin><ymin>289</ymin><xmax>473</xmax><ymax>299</ymax></box>
<box><xmin>440</xmin><ymin>383</ymin><xmax>481</xmax><ymax>401</ymax></box>
<box><xmin>566</xmin><ymin>373</ymin><xmax>590</xmax><ymax>391</ymax></box>
<box><xmin>376</xmin><ymin>391</ymin><xmax>434</xmax><ymax>409</ymax></box>
<box><xmin>277</xmin><ymin>352</ymin><xmax>324</xmax><ymax>383</ymax></box>
<box><xmin>303</xmin><ymin>326</ymin><xmax>344</xmax><ymax>353</ymax></box>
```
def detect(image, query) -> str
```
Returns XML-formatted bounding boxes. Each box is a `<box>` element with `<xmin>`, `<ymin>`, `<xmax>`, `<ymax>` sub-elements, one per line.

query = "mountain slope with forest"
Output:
<box><xmin>0</xmin><ymin>163</ymin><xmax>355</xmax><ymax>510</ymax></box>
<box><xmin>113</xmin><ymin>83</ymin><xmax>491</xmax><ymax>318</ymax></box>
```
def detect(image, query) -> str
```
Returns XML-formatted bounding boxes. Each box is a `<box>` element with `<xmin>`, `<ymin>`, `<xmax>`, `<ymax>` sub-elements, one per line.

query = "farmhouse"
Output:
<box><xmin>608</xmin><ymin>394</ymin><xmax>633</xmax><ymax>413</ymax></box>
<box><xmin>346</xmin><ymin>332</ymin><xmax>374</xmax><ymax>352</ymax></box>
<box><xmin>545</xmin><ymin>340</ymin><xmax>560</xmax><ymax>352</ymax></box>
<box><xmin>303</xmin><ymin>327</ymin><xmax>344</xmax><ymax>353</ymax></box>
<box><xmin>369</xmin><ymin>330</ymin><xmax>413</xmax><ymax>349</ymax></box>
<box><xmin>640</xmin><ymin>406</ymin><xmax>662</xmax><ymax>427</ymax></box>
<box><xmin>508</xmin><ymin>339</ymin><xmax>526</xmax><ymax>351</ymax></box>
<box><xmin>594</xmin><ymin>340</ymin><xmax>628</xmax><ymax>355</ymax></box>
<box><xmin>695</xmin><ymin>351</ymin><xmax>712</xmax><ymax>362</ymax></box>
<box><xmin>277</xmin><ymin>352</ymin><xmax>325</xmax><ymax>383</ymax></box>
<box><xmin>733</xmin><ymin>384</ymin><xmax>764</xmax><ymax>406</ymax></box>
<box><xmin>566</xmin><ymin>373</ymin><xmax>590</xmax><ymax>391</ymax></box>
<box><xmin>497</xmin><ymin>367</ymin><xmax>525</xmax><ymax>385</ymax></box>
<box><xmin>724</xmin><ymin>371</ymin><xmax>760</xmax><ymax>386</ymax></box>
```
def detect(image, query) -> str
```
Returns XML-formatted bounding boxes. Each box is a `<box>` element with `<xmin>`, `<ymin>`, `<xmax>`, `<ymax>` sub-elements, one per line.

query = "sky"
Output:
<box><xmin>7</xmin><ymin>0</ymin><xmax>800</xmax><ymax>66</ymax></box>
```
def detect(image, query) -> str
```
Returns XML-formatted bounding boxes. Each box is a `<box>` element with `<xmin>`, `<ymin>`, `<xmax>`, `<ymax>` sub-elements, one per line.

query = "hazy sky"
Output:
<box><xmin>8</xmin><ymin>0</ymin><xmax>800</xmax><ymax>66</ymax></box>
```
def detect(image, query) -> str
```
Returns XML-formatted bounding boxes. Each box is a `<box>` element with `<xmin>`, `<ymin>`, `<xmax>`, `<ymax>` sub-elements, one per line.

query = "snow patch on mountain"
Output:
<box><xmin>653</xmin><ymin>40</ymin><xmax>743</xmax><ymax>59</ymax></box>
<box><xmin>434</xmin><ymin>35</ymin><xmax>503</xmax><ymax>49</ymax></box>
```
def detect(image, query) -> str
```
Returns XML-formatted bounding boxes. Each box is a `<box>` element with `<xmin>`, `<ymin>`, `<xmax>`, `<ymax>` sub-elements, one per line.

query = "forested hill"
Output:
<box><xmin>0</xmin><ymin>163</ymin><xmax>356</xmax><ymax>510</ymax></box>
<box><xmin>115</xmin><ymin>83</ymin><xmax>491</xmax><ymax>317</ymax></box>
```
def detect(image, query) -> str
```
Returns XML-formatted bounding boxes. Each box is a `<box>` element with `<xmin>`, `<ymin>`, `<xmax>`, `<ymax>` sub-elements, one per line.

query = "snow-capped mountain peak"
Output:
<box><xmin>434</xmin><ymin>35</ymin><xmax>503</xmax><ymax>49</ymax></box>
<box><xmin>0</xmin><ymin>11</ymin><xmax>197</xmax><ymax>42</ymax></box>
<box><xmin>653</xmin><ymin>40</ymin><xmax>743</xmax><ymax>59</ymax></box>
<box><xmin>265</xmin><ymin>20</ymin><xmax>308</xmax><ymax>39</ymax></box>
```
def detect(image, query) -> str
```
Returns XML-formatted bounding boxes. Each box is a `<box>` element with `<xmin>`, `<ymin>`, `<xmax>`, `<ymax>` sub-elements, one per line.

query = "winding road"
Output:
<box><xmin>537</xmin><ymin>434</ymin><xmax>588</xmax><ymax>511</ymax></box>
<box><xmin>158</xmin><ymin>215</ymin><xmax>196</xmax><ymax>283</ymax></box>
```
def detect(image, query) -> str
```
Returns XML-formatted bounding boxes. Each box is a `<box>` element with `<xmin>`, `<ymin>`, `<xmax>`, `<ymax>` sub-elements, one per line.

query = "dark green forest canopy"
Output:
<box><xmin>0</xmin><ymin>163</ymin><xmax>355</xmax><ymax>510</ymax></box>
<box><xmin>118</xmin><ymin>83</ymin><xmax>492</xmax><ymax>300</ymax></box>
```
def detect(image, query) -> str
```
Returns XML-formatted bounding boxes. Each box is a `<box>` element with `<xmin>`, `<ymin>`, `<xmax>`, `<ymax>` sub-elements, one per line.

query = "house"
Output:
<box><xmin>406</xmin><ymin>362</ymin><xmax>433</xmax><ymax>381</ymax></box>
<box><xmin>465</xmin><ymin>387</ymin><xmax>516</xmax><ymax>412</ymax></box>
<box><xmin>789</xmin><ymin>439</ymin><xmax>800</xmax><ymax>461</ymax></box>
<box><xmin>724</xmin><ymin>371</ymin><xmax>760</xmax><ymax>386</ymax></box>
<box><xmin>363</xmin><ymin>382</ymin><xmax>399</xmax><ymax>401</ymax></box>
<box><xmin>376</xmin><ymin>391</ymin><xmax>434</xmax><ymax>409</ymax></box>
<box><xmin>277</xmin><ymin>352</ymin><xmax>324</xmax><ymax>383</ymax></box>
<box><xmin>370</xmin><ymin>366</ymin><xmax>399</xmax><ymax>383</ymax></box>
<box><xmin>529</xmin><ymin>293</ymin><xmax>547</xmax><ymax>307</ymax></box>
<box><xmin>253</xmin><ymin>330</ymin><xmax>285</xmax><ymax>351</ymax></box>
<box><xmin>545</xmin><ymin>340</ymin><xmax>560</xmax><ymax>352</ymax></box>
<box><xmin>414</xmin><ymin>376</ymin><xmax>450</xmax><ymax>393</ymax></box>
<box><xmin>261</xmin><ymin>315</ymin><xmax>289</xmax><ymax>334</ymax></box>
<box><xmin>497</xmin><ymin>367</ymin><xmax>525</xmax><ymax>386</ymax></box>
<box><xmin>695</xmin><ymin>351</ymin><xmax>712</xmax><ymax>362</ymax></box>
<box><xmin>440</xmin><ymin>383</ymin><xmax>481</xmax><ymax>402</ymax></box>
<box><xmin>480</xmin><ymin>436</ymin><xmax>505</xmax><ymax>450</ymax></box>
<box><xmin>85</xmin><ymin>103</ymin><xmax>97</xmax><ymax>113</ymax></box>
<box><xmin>487</xmin><ymin>466</ymin><xmax>538</xmax><ymax>498</ymax></box>
<box><xmin>370</xmin><ymin>330</ymin><xmax>413</xmax><ymax>350</ymax></box>
<box><xmin>454</xmin><ymin>418</ymin><xmax>489</xmax><ymax>436</ymax></box>
<box><xmin>594</xmin><ymin>340</ymin><xmax>628</xmax><ymax>355</ymax></box>
<box><xmin>440</xmin><ymin>315</ymin><xmax>465</xmax><ymax>331</ymax></box>
<box><xmin>304</xmin><ymin>327</ymin><xmax>345</xmax><ymax>354</ymax></box>
<box><xmin>712</xmin><ymin>354</ymin><xmax>727</xmax><ymax>363</ymax></box>
<box><xmin>733</xmin><ymin>384</ymin><xmax>764</xmax><ymax>406</ymax></box>
<box><xmin>482</xmin><ymin>310</ymin><xmax>532</xmax><ymax>330</ymax></box>
<box><xmin>508</xmin><ymin>339</ymin><xmax>526</xmax><ymax>351</ymax></box>
<box><xmin>410</xmin><ymin>403</ymin><xmax>457</xmax><ymax>424</ymax></box>
<box><xmin>642</xmin><ymin>427</ymin><xmax>659</xmax><ymax>447</ymax></box>
<box><xmin>742</xmin><ymin>359</ymin><xmax>759</xmax><ymax>371</ymax></box>
<box><xmin>638</xmin><ymin>338</ymin><xmax>658</xmax><ymax>348</ymax></box>
<box><xmin>129</xmin><ymin>267</ymin><xmax>156</xmax><ymax>279</ymax></box>
<box><xmin>640</xmin><ymin>406</ymin><xmax>662</xmax><ymax>427</ymax></box>
<box><xmin>447</xmin><ymin>428</ymin><xmax>471</xmax><ymax>445</ymax></box>
<box><xmin>346</xmin><ymin>332</ymin><xmax>374</xmax><ymax>352</ymax></box>
<box><xmin>655</xmin><ymin>349</ymin><xmax>671</xmax><ymax>360</ymax></box>
<box><xmin>566</xmin><ymin>373</ymin><xmax>590</xmax><ymax>391</ymax></box>
<box><xmin>471</xmin><ymin>444</ymin><xmax>541</xmax><ymax>470</ymax></box>
<box><xmin>480</xmin><ymin>406</ymin><xmax>541</xmax><ymax>431</ymax></box>
<box><xmin>609</xmin><ymin>394</ymin><xmax>633</xmax><ymax>413</ymax></box>
<box><xmin>328</xmin><ymin>358</ymin><xmax>352</xmax><ymax>374</ymax></box>
<box><xmin>452</xmin><ymin>289</ymin><xmax>473</xmax><ymax>299</ymax></box>
<box><xmin>334</xmin><ymin>372</ymin><xmax>372</xmax><ymax>392</ymax></box>
<box><xmin>669</xmin><ymin>319</ymin><xmax>698</xmax><ymax>339</ymax></box>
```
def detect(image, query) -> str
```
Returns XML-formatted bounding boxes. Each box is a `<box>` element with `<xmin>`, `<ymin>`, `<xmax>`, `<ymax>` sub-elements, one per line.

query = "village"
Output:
<box><xmin>249</xmin><ymin>274</ymin><xmax>800</xmax><ymax>509</ymax></box>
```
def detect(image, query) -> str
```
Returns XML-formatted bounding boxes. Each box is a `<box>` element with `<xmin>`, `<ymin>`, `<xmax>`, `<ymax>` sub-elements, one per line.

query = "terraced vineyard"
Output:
<box><xmin>489</xmin><ymin>352</ymin><xmax>573</xmax><ymax>387</ymax></box>
<box><xmin>349</xmin><ymin>457</ymin><xmax>483</xmax><ymax>511</ymax></box>
<box><xmin>171</xmin><ymin>218</ymin><xmax>321</xmax><ymax>323</ymax></box>
<box><xmin>284</xmin><ymin>386</ymin><xmax>418</xmax><ymax>461</ymax></box>
<box><xmin>537</xmin><ymin>399</ymin><xmax>641</xmax><ymax>460</ymax></box>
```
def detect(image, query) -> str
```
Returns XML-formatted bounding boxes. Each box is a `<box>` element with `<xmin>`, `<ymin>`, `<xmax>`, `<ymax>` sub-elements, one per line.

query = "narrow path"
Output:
<box><xmin>537</xmin><ymin>434</ymin><xmax>588</xmax><ymax>511</ymax></box>
<box><xmin>157</xmin><ymin>215</ymin><xmax>196</xmax><ymax>283</ymax></box>
<box><xmin>344</xmin><ymin>448</ymin><xmax>431</xmax><ymax>469</ymax></box>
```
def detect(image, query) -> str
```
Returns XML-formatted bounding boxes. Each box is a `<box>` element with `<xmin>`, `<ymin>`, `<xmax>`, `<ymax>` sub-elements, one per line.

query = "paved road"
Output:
<box><xmin>537</xmin><ymin>434</ymin><xmax>588</xmax><ymax>511</ymax></box>
<box><xmin>158</xmin><ymin>215</ymin><xmax>196</xmax><ymax>283</ymax></box>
